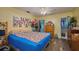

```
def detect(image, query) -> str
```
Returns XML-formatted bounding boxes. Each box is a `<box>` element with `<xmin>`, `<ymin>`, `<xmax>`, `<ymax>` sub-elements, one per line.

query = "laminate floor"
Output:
<box><xmin>44</xmin><ymin>39</ymin><xmax>71</xmax><ymax>51</ymax></box>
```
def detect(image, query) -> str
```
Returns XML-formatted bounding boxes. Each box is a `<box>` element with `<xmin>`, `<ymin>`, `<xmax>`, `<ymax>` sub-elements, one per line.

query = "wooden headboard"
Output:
<box><xmin>44</xmin><ymin>22</ymin><xmax>54</xmax><ymax>38</ymax></box>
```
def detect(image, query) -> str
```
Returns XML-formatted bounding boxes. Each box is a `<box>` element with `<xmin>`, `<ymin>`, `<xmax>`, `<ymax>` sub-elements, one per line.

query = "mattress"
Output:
<box><xmin>8</xmin><ymin>31</ymin><xmax>51</xmax><ymax>51</ymax></box>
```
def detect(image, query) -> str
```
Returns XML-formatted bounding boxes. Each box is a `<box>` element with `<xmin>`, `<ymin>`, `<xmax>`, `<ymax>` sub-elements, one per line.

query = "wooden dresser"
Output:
<box><xmin>44</xmin><ymin>23</ymin><xmax>54</xmax><ymax>38</ymax></box>
<box><xmin>0</xmin><ymin>22</ymin><xmax>8</xmax><ymax>46</ymax></box>
<box><xmin>69</xmin><ymin>27</ymin><xmax>79</xmax><ymax>51</ymax></box>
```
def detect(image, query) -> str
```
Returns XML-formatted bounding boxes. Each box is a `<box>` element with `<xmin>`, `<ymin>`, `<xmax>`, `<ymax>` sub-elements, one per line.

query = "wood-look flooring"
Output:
<box><xmin>44</xmin><ymin>39</ymin><xmax>71</xmax><ymax>51</ymax></box>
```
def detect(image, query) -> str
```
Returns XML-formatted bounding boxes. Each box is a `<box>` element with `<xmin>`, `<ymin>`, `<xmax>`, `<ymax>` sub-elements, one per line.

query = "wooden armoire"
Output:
<box><xmin>44</xmin><ymin>21</ymin><xmax>54</xmax><ymax>39</ymax></box>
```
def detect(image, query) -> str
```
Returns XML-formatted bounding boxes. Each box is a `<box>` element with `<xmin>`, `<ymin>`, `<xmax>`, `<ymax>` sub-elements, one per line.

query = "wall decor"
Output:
<box><xmin>13</xmin><ymin>16</ymin><xmax>31</xmax><ymax>27</ymax></box>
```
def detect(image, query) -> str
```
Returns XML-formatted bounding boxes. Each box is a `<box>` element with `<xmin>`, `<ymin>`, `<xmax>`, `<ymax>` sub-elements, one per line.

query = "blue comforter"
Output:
<box><xmin>8</xmin><ymin>33</ymin><xmax>51</xmax><ymax>51</ymax></box>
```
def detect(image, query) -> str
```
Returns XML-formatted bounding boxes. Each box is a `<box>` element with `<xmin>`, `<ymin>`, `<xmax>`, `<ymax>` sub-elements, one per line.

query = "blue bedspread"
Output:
<box><xmin>8</xmin><ymin>32</ymin><xmax>51</xmax><ymax>51</ymax></box>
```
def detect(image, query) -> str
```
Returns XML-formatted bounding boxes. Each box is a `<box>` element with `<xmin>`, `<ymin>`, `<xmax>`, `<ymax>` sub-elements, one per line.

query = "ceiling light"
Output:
<box><xmin>40</xmin><ymin>7</ymin><xmax>47</xmax><ymax>16</ymax></box>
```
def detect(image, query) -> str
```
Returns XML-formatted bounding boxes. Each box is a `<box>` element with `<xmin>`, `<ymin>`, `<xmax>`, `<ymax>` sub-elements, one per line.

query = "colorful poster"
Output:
<box><xmin>13</xmin><ymin>16</ymin><xmax>31</xmax><ymax>27</ymax></box>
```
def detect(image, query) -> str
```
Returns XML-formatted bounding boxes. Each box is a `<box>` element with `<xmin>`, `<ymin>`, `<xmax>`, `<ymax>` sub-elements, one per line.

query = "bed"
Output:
<box><xmin>8</xmin><ymin>31</ymin><xmax>51</xmax><ymax>51</ymax></box>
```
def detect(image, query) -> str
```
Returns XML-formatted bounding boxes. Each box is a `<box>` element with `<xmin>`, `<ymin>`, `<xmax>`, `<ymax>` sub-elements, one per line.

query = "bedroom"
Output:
<box><xmin>0</xmin><ymin>7</ymin><xmax>79</xmax><ymax>51</ymax></box>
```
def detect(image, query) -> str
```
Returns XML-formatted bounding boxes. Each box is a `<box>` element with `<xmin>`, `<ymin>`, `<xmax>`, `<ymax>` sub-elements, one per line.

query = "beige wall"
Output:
<box><xmin>0</xmin><ymin>7</ymin><xmax>79</xmax><ymax>38</ymax></box>
<box><xmin>0</xmin><ymin>7</ymin><xmax>35</xmax><ymax>34</ymax></box>
<box><xmin>38</xmin><ymin>8</ymin><xmax>79</xmax><ymax>38</ymax></box>
<box><xmin>38</xmin><ymin>11</ymin><xmax>74</xmax><ymax>38</ymax></box>
<box><xmin>73</xmin><ymin>8</ymin><xmax>79</xmax><ymax>26</ymax></box>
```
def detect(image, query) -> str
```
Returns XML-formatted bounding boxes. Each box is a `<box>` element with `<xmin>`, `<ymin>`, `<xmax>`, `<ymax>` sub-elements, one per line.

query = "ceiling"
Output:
<box><xmin>16</xmin><ymin>7</ymin><xmax>75</xmax><ymax>16</ymax></box>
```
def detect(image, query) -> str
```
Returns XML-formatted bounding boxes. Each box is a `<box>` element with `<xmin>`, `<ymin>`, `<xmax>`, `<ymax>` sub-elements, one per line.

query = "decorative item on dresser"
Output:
<box><xmin>44</xmin><ymin>21</ymin><xmax>54</xmax><ymax>39</ymax></box>
<box><xmin>68</xmin><ymin>27</ymin><xmax>79</xmax><ymax>51</ymax></box>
